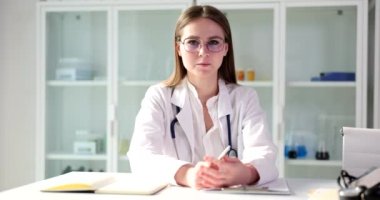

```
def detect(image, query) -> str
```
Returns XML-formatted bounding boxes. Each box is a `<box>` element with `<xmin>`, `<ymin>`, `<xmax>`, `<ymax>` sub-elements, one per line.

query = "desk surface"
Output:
<box><xmin>0</xmin><ymin>175</ymin><xmax>338</xmax><ymax>200</ymax></box>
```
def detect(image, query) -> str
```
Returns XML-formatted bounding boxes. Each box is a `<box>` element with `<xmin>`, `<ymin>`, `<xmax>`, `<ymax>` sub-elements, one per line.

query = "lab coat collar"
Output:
<box><xmin>170</xmin><ymin>79</ymin><xmax>196</xmax><ymax>161</ymax></box>
<box><xmin>170</xmin><ymin>79</ymin><xmax>187</xmax><ymax>108</ymax></box>
<box><xmin>217</xmin><ymin>79</ymin><xmax>233</xmax><ymax>118</ymax></box>
<box><xmin>217</xmin><ymin>79</ymin><xmax>234</xmax><ymax>150</ymax></box>
<box><xmin>171</xmin><ymin>78</ymin><xmax>233</xmax><ymax>118</ymax></box>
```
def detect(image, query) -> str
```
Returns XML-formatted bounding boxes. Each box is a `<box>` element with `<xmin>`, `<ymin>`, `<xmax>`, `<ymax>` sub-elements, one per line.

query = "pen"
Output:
<box><xmin>217</xmin><ymin>145</ymin><xmax>231</xmax><ymax>160</ymax></box>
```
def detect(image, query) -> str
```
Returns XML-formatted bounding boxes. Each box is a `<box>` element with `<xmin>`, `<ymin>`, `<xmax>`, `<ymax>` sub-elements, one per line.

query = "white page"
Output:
<box><xmin>95</xmin><ymin>178</ymin><xmax>168</xmax><ymax>195</ymax></box>
<box><xmin>203</xmin><ymin>178</ymin><xmax>291</xmax><ymax>195</ymax></box>
<box><xmin>40</xmin><ymin>172</ymin><xmax>115</xmax><ymax>192</ymax></box>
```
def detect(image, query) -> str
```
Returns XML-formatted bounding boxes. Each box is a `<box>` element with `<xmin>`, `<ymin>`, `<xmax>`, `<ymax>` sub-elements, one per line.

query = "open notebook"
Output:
<box><xmin>41</xmin><ymin>172</ymin><xmax>168</xmax><ymax>195</ymax></box>
<box><xmin>203</xmin><ymin>178</ymin><xmax>291</xmax><ymax>195</ymax></box>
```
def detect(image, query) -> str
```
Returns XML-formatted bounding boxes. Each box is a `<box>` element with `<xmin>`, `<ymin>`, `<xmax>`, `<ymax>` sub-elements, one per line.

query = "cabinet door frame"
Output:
<box><xmin>36</xmin><ymin>0</ymin><xmax>192</xmax><ymax>181</ymax></box>
<box><xmin>195</xmin><ymin>1</ymin><xmax>282</xmax><ymax>137</ymax></box>
<box><xmin>113</xmin><ymin>3</ymin><xmax>190</xmax><ymax>172</ymax></box>
<box><xmin>36</xmin><ymin>2</ymin><xmax>112</xmax><ymax>181</ymax></box>
<box><xmin>280</xmin><ymin>0</ymin><xmax>368</xmax><ymax>177</ymax></box>
<box><xmin>281</xmin><ymin>0</ymin><xmax>368</xmax><ymax>126</ymax></box>
<box><xmin>198</xmin><ymin>0</ymin><xmax>368</xmax><ymax>178</ymax></box>
<box><xmin>373</xmin><ymin>0</ymin><xmax>380</xmax><ymax>128</ymax></box>
<box><xmin>197</xmin><ymin>0</ymin><xmax>283</xmax><ymax>175</ymax></box>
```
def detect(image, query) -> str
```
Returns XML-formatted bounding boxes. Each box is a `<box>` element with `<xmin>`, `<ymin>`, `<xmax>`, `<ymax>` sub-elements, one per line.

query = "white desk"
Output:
<box><xmin>0</xmin><ymin>176</ymin><xmax>338</xmax><ymax>200</ymax></box>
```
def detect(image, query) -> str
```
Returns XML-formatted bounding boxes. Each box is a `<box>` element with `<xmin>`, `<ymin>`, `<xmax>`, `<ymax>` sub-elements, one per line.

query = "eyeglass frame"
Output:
<box><xmin>177</xmin><ymin>37</ymin><xmax>227</xmax><ymax>53</ymax></box>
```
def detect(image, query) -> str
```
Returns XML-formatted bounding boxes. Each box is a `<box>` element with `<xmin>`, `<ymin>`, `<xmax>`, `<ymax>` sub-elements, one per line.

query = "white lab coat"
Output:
<box><xmin>127</xmin><ymin>79</ymin><xmax>278</xmax><ymax>185</ymax></box>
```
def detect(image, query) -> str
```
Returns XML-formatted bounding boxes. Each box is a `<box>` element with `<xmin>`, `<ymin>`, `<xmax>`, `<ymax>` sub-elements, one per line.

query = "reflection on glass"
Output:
<box><xmin>46</xmin><ymin>12</ymin><xmax>107</xmax><ymax>81</ymax></box>
<box><xmin>45</xmin><ymin>11</ymin><xmax>108</xmax><ymax>177</ymax></box>
<box><xmin>118</xmin><ymin>10</ymin><xmax>180</xmax><ymax>81</ymax></box>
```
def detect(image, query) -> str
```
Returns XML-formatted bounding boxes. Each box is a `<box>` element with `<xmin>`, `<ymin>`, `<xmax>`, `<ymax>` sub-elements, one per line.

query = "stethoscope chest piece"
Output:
<box><xmin>227</xmin><ymin>148</ymin><xmax>238</xmax><ymax>158</ymax></box>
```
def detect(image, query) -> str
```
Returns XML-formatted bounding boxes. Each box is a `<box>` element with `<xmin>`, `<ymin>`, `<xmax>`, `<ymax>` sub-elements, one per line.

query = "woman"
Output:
<box><xmin>127</xmin><ymin>5</ymin><xmax>278</xmax><ymax>190</ymax></box>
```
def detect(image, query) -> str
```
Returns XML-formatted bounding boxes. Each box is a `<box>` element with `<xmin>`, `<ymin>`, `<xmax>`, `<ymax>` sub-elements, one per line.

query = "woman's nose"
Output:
<box><xmin>198</xmin><ymin>44</ymin><xmax>209</xmax><ymax>57</ymax></box>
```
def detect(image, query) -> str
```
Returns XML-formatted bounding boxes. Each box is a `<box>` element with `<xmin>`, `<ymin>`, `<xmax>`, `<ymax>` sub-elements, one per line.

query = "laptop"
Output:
<box><xmin>341</xmin><ymin>127</ymin><xmax>380</xmax><ymax>176</ymax></box>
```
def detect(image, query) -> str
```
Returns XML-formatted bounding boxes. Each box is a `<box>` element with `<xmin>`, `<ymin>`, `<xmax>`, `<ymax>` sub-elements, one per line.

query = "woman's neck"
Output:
<box><xmin>188</xmin><ymin>76</ymin><xmax>218</xmax><ymax>105</ymax></box>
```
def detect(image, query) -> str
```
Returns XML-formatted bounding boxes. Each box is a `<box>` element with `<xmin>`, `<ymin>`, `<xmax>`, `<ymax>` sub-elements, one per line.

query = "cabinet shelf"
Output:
<box><xmin>285</xmin><ymin>159</ymin><xmax>341</xmax><ymax>167</ymax></box>
<box><xmin>238</xmin><ymin>81</ymin><xmax>273</xmax><ymax>87</ymax></box>
<box><xmin>46</xmin><ymin>153</ymin><xmax>107</xmax><ymax>160</ymax></box>
<box><xmin>121</xmin><ymin>80</ymin><xmax>160</xmax><ymax>87</ymax></box>
<box><xmin>47</xmin><ymin>80</ymin><xmax>107</xmax><ymax>87</ymax></box>
<box><xmin>287</xmin><ymin>81</ymin><xmax>356</xmax><ymax>88</ymax></box>
<box><xmin>118</xmin><ymin>155</ymin><xmax>129</xmax><ymax>161</ymax></box>
<box><xmin>120</xmin><ymin>80</ymin><xmax>274</xmax><ymax>87</ymax></box>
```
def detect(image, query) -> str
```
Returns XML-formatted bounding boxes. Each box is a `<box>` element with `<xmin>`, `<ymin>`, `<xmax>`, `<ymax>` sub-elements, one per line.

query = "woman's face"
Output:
<box><xmin>177</xmin><ymin>18</ymin><xmax>228</xmax><ymax>82</ymax></box>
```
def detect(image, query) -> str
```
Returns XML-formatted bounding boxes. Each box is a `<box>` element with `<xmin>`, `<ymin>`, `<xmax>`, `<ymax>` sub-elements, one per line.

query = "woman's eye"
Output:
<box><xmin>208</xmin><ymin>40</ymin><xmax>221</xmax><ymax>46</ymax></box>
<box><xmin>186</xmin><ymin>39</ymin><xmax>200</xmax><ymax>46</ymax></box>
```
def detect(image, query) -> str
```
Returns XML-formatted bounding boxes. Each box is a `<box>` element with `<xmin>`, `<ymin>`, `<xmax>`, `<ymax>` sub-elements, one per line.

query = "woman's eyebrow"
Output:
<box><xmin>183</xmin><ymin>35</ymin><xmax>200</xmax><ymax>40</ymax></box>
<box><xmin>183</xmin><ymin>35</ymin><xmax>224</xmax><ymax>40</ymax></box>
<box><xmin>208</xmin><ymin>36</ymin><xmax>224</xmax><ymax>40</ymax></box>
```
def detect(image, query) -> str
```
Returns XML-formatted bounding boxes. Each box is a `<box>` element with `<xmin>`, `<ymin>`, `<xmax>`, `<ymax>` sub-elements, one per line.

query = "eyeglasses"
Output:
<box><xmin>179</xmin><ymin>38</ymin><xmax>225</xmax><ymax>53</ymax></box>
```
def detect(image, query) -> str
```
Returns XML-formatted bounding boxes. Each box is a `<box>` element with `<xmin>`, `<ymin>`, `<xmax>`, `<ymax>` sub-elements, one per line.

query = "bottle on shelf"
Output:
<box><xmin>315</xmin><ymin>141</ymin><xmax>330</xmax><ymax>160</ymax></box>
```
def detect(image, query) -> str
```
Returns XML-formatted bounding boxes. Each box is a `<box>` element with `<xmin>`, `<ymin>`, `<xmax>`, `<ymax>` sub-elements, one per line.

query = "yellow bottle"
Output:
<box><xmin>246</xmin><ymin>69</ymin><xmax>255</xmax><ymax>81</ymax></box>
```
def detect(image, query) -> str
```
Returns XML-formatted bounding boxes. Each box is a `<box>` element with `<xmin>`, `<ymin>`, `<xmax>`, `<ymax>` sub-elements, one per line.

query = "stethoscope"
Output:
<box><xmin>170</xmin><ymin>104</ymin><xmax>238</xmax><ymax>159</ymax></box>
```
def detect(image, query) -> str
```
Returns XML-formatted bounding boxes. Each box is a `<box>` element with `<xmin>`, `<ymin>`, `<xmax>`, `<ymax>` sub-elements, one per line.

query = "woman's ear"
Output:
<box><xmin>223</xmin><ymin>43</ymin><xmax>229</xmax><ymax>56</ymax></box>
<box><xmin>176</xmin><ymin>42</ymin><xmax>182</xmax><ymax>57</ymax></box>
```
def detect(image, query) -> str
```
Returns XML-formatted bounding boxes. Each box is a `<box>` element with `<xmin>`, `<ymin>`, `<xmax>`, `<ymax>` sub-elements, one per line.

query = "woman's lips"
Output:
<box><xmin>197</xmin><ymin>63</ymin><xmax>210</xmax><ymax>66</ymax></box>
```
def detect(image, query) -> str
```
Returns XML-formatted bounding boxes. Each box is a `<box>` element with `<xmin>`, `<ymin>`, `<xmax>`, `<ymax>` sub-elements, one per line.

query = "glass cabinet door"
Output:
<box><xmin>116</xmin><ymin>8</ymin><xmax>183</xmax><ymax>172</ymax></box>
<box><xmin>284</xmin><ymin>5</ymin><xmax>358</xmax><ymax>179</ymax></box>
<box><xmin>196</xmin><ymin>4</ymin><xmax>278</xmax><ymax>135</ymax></box>
<box><xmin>45</xmin><ymin>11</ymin><xmax>108</xmax><ymax>178</ymax></box>
<box><xmin>225</xmin><ymin>8</ymin><xmax>276</xmax><ymax>135</ymax></box>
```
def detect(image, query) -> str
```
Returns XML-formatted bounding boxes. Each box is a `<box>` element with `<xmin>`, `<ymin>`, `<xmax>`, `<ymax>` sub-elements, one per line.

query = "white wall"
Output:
<box><xmin>0</xmin><ymin>0</ymin><xmax>37</xmax><ymax>191</ymax></box>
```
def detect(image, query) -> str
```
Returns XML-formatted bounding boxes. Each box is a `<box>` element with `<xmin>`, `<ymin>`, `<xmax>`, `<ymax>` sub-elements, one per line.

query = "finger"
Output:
<box><xmin>203</xmin><ymin>155</ymin><xmax>212</xmax><ymax>160</ymax></box>
<box><xmin>222</xmin><ymin>156</ymin><xmax>240</xmax><ymax>163</ymax></box>
<box><xmin>199</xmin><ymin>173</ymin><xmax>226</xmax><ymax>188</ymax></box>
<box><xmin>193</xmin><ymin>166</ymin><xmax>218</xmax><ymax>190</ymax></box>
<box><xmin>201</xmin><ymin>179</ymin><xmax>224</xmax><ymax>189</ymax></box>
<box><xmin>200</xmin><ymin>159</ymin><xmax>220</xmax><ymax>170</ymax></box>
<box><xmin>200</xmin><ymin>166</ymin><xmax>226</xmax><ymax>183</ymax></box>
<box><xmin>198</xmin><ymin>161</ymin><xmax>212</xmax><ymax>168</ymax></box>
<box><xmin>203</xmin><ymin>155</ymin><xmax>217</xmax><ymax>162</ymax></box>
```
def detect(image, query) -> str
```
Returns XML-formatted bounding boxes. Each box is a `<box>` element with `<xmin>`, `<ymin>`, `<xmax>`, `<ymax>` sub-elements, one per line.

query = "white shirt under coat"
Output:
<box><xmin>186</xmin><ymin>80</ymin><xmax>225</xmax><ymax>161</ymax></box>
<box><xmin>127</xmin><ymin>78</ymin><xmax>278</xmax><ymax>185</ymax></box>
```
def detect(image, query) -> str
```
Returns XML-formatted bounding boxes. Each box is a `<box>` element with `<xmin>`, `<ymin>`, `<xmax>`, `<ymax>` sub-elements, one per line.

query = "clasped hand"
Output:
<box><xmin>184</xmin><ymin>155</ymin><xmax>258</xmax><ymax>190</ymax></box>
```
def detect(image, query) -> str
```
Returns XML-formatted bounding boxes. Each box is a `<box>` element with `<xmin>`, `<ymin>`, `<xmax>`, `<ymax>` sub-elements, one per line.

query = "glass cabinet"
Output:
<box><xmin>36</xmin><ymin>1</ymin><xmax>190</xmax><ymax>180</ymax></box>
<box><xmin>283</xmin><ymin>2</ymin><xmax>367</xmax><ymax>178</ymax></box>
<box><xmin>198</xmin><ymin>0</ymin><xmax>367</xmax><ymax>179</ymax></box>
<box><xmin>226</xmin><ymin>7</ymin><xmax>278</xmax><ymax>136</ymax></box>
<box><xmin>116</xmin><ymin>8</ymin><xmax>182</xmax><ymax>172</ymax></box>
<box><xmin>43</xmin><ymin>10</ymin><xmax>109</xmax><ymax>178</ymax></box>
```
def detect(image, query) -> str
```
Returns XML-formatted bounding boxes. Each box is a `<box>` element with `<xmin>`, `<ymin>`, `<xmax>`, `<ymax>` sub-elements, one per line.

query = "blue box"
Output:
<box><xmin>311</xmin><ymin>72</ymin><xmax>355</xmax><ymax>81</ymax></box>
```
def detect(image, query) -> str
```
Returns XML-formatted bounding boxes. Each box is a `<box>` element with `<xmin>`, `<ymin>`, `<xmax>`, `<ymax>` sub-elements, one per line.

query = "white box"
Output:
<box><xmin>56</xmin><ymin>67</ymin><xmax>93</xmax><ymax>80</ymax></box>
<box><xmin>55</xmin><ymin>58</ymin><xmax>93</xmax><ymax>80</ymax></box>
<box><xmin>74</xmin><ymin>141</ymin><xmax>96</xmax><ymax>155</ymax></box>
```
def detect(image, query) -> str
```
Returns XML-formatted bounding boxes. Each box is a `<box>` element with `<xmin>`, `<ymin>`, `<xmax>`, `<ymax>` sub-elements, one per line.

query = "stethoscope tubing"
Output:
<box><xmin>170</xmin><ymin>105</ymin><xmax>237</xmax><ymax>158</ymax></box>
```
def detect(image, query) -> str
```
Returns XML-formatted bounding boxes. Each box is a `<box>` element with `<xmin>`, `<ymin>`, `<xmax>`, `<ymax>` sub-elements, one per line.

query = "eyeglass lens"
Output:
<box><xmin>182</xmin><ymin>38</ymin><xmax>224</xmax><ymax>53</ymax></box>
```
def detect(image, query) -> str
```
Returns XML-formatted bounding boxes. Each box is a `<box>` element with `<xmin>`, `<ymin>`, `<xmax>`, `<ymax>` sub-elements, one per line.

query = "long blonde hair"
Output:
<box><xmin>164</xmin><ymin>5</ymin><xmax>237</xmax><ymax>87</ymax></box>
